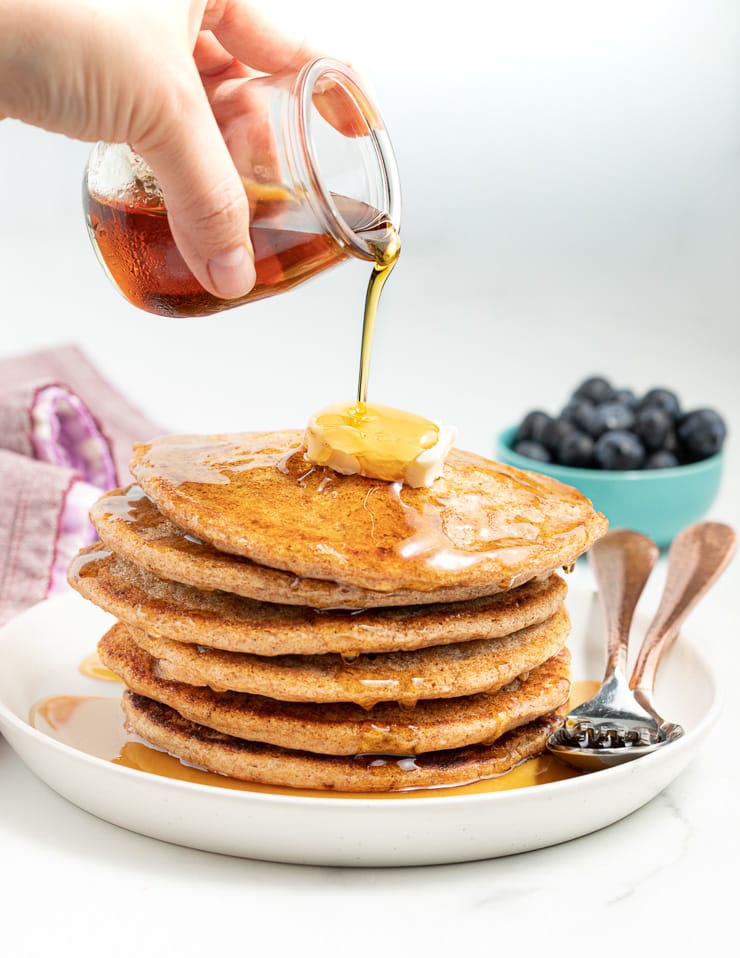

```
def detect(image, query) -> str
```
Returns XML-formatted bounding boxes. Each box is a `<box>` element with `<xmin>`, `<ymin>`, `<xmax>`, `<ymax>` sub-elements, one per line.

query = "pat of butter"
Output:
<box><xmin>305</xmin><ymin>402</ymin><xmax>456</xmax><ymax>487</ymax></box>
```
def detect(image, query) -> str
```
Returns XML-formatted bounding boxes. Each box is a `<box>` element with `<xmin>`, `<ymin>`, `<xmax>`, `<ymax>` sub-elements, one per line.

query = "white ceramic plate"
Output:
<box><xmin>0</xmin><ymin>586</ymin><xmax>719</xmax><ymax>867</ymax></box>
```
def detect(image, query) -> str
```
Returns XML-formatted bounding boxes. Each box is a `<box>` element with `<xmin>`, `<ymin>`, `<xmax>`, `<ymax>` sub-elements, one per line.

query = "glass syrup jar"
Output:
<box><xmin>83</xmin><ymin>58</ymin><xmax>401</xmax><ymax>318</ymax></box>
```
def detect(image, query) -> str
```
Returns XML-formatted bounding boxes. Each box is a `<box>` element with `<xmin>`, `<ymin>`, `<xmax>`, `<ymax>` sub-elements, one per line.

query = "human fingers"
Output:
<box><xmin>202</xmin><ymin>0</ymin><xmax>320</xmax><ymax>74</ymax></box>
<box><xmin>195</xmin><ymin>33</ymin><xmax>280</xmax><ymax>190</ymax></box>
<box><xmin>133</xmin><ymin>64</ymin><xmax>255</xmax><ymax>302</ymax></box>
<box><xmin>193</xmin><ymin>29</ymin><xmax>253</xmax><ymax>84</ymax></box>
<box><xmin>199</xmin><ymin>7</ymin><xmax>371</xmax><ymax>140</ymax></box>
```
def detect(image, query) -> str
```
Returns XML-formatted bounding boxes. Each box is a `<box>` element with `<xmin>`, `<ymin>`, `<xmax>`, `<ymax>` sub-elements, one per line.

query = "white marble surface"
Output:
<box><xmin>1</xmin><ymin>2</ymin><xmax>740</xmax><ymax>952</ymax></box>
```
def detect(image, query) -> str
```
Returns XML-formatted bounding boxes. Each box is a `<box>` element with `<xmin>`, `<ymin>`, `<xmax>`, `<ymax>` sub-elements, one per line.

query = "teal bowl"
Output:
<box><xmin>496</xmin><ymin>426</ymin><xmax>724</xmax><ymax>548</ymax></box>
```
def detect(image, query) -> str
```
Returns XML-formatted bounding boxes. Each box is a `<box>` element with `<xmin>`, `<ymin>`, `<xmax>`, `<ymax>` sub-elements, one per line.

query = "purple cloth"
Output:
<box><xmin>0</xmin><ymin>345</ymin><xmax>162</xmax><ymax>625</ymax></box>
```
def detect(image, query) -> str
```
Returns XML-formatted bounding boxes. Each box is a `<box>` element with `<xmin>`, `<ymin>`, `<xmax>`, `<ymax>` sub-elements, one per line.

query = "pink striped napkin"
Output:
<box><xmin>0</xmin><ymin>345</ymin><xmax>162</xmax><ymax>625</ymax></box>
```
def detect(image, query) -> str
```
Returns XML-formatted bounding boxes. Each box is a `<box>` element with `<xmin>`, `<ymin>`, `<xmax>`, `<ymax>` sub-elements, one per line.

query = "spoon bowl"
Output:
<box><xmin>547</xmin><ymin>716</ymin><xmax>685</xmax><ymax>772</ymax></box>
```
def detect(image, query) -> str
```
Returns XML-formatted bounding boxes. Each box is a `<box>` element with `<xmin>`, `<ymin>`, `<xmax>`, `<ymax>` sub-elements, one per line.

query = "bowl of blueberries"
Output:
<box><xmin>497</xmin><ymin>375</ymin><xmax>726</xmax><ymax>547</ymax></box>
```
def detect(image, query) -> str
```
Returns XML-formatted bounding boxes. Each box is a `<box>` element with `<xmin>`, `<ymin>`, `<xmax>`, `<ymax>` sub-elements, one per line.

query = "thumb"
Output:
<box><xmin>134</xmin><ymin>82</ymin><xmax>256</xmax><ymax>302</ymax></box>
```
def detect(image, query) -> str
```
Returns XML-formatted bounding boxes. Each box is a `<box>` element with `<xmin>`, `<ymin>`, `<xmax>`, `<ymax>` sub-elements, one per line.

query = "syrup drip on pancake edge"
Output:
<box><xmin>129</xmin><ymin>433</ymin><xmax>596</xmax><ymax>588</ymax></box>
<box><xmin>30</xmin><ymin>683</ymin><xmax>599</xmax><ymax>799</ymax></box>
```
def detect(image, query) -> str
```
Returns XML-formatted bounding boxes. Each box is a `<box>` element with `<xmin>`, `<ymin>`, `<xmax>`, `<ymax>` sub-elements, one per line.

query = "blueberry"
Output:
<box><xmin>593</xmin><ymin>430</ymin><xmax>646</xmax><ymax>470</ymax></box>
<box><xmin>557</xmin><ymin>429</ymin><xmax>595</xmax><ymax>468</ymax></box>
<box><xmin>513</xmin><ymin>440</ymin><xmax>552</xmax><ymax>463</ymax></box>
<box><xmin>677</xmin><ymin>408</ymin><xmax>727</xmax><ymax>460</ymax></box>
<box><xmin>639</xmin><ymin>387</ymin><xmax>681</xmax><ymax>422</ymax></box>
<box><xmin>611</xmin><ymin>388</ymin><xmax>639</xmax><ymax>410</ymax></box>
<box><xmin>588</xmin><ymin>401</ymin><xmax>635</xmax><ymax>438</ymax></box>
<box><xmin>663</xmin><ymin>428</ymin><xmax>679</xmax><ymax>454</ymax></box>
<box><xmin>561</xmin><ymin>398</ymin><xmax>597</xmax><ymax>434</ymax></box>
<box><xmin>514</xmin><ymin>380</ymin><xmax>724</xmax><ymax>473</ymax></box>
<box><xmin>573</xmin><ymin>376</ymin><xmax>614</xmax><ymax>404</ymax></box>
<box><xmin>645</xmin><ymin>450</ymin><xmax>680</xmax><ymax>469</ymax></box>
<box><xmin>540</xmin><ymin>417</ymin><xmax>575</xmax><ymax>454</ymax></box>
<box><xmin>633</xmin><ymin>406</ymin><xmax>672</xmax><ymax>451</ymax></box>
<box><xmin>514</xmin><ymin>410</ymin><xmax>551</xmax><ymax>444</ymax></box>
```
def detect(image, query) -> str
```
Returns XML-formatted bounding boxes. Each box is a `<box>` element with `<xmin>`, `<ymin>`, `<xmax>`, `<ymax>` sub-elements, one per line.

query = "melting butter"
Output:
<box><xmin>305</xmin><ymin>401</ymin><xmax>456</xmax><ymax>487</ymax></box>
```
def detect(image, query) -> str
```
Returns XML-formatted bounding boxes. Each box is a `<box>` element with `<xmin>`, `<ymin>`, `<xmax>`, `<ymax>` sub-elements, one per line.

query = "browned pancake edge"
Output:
<box><xmin>99</xmin><ymin>627</ymin><xmax>571</xmax><ymax>755</ymax></box>
<box><xmin>70</xmin><ymin>547</ymin><xmax>568</xmax><ymax>656</ymax></box>
<box><xmin>122</xmin><ymin>691</ymin><xmax>567</xmax><ymax>792</ymax></box>
<box><xmin>129</xmin><ymin>431</ymin><xmax>608</xmax><ymax>593</ymax></box>
<box><xmin>129</xmin><ymin>604</ymin><xmax>571</xmax><ymax>706</ymax></box>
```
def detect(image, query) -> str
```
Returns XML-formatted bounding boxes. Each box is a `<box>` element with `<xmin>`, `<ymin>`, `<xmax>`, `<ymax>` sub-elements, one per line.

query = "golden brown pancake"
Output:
<box><xmin>130</xmin><ymin>604</ymin><xmax>570</xmax><ymax>707</ymax></box>
<box><xmin>122</xmin><ymin>692</ymin><xmax>566</xmax><ymax>792</ymax></box>
<box><xmin>91</xmin><ymin>484</ymin><xmax>559</xmax><ymax>609</ymax></box>
<box><xmin>100</xmin><ymin>627</ymin><xmax>570</xmax><ymax>754</ymax></box>
<box><xmin>129</xmin><ymin>431</ymin><xmax>608</xmax><ymax>594</ymax></box>
<box><xmin>70</xmin><ymin>546</ymin><xmax>568</xmax><ymax>656</ymax></box>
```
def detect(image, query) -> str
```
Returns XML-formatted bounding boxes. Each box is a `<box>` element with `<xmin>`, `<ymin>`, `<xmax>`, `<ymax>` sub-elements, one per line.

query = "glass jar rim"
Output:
<box><xmin>292</xmin><ymin>57</ymin><xmax>401</xmax><ymax>260</ymax></box>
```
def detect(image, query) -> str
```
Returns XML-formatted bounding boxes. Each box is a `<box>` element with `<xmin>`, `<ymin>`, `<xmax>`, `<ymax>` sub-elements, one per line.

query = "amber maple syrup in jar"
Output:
<box><xmin>83</xmin><ymin>58</ymin><xmax>401</xmax><ymax>318</ymax></box>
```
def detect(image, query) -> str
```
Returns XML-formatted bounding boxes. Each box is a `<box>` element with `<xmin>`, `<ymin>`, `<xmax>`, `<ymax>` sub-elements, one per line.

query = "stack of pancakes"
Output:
<box><xmin>68</xmin><ymin>430</ymin><xmax>607</xmax><ymax>792</ymax></box>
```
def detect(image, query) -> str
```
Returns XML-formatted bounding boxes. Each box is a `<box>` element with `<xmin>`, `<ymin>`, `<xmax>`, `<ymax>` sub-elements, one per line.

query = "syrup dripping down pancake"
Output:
<box><xmin>129</xmin><ymin>431</ymin><xmax>608</xmax><ymax>594</ymax></box>
<box><xmin>121</xmin><ymin>692</ymin><xmax>568</xmax><ymax>792</ymax></box>
<box><xmin>69</xmin><ymin>547</ymin><xmax>568</xmax><ymax>656</ymax></box>
<box><xmin>68</xmin><ymin>425</ymin><xmax>608</xmax><ymax>793</ymax></box>
<box><xmin>99</xmin><ymin>627</ymin><xmax>571</xmax><ymax>755</ymax></box>
<box><xmin>129</xmin><ymin>604</ymin><xmax>570</xmax><ymax>707</ymax></box>
<box><xmin>91</xmin><ymin>484</ymin><xmax>566</xmax><ymax>609</ymax></box>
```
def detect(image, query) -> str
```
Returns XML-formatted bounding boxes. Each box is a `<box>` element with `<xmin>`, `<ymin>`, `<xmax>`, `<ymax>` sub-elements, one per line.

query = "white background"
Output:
<box><xmin>1</xmin><ymin>0</ymin><xmax>738</xmax><ymax>451</ymax></box>
<box><xmin>1</xmin><ymin>1</ymin><xmax>739</xmax><ymax>954</ymax></box>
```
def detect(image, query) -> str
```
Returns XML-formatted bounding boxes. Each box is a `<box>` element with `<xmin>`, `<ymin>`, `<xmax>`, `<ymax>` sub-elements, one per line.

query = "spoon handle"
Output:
<box><xmin>630</xmin><ymin>521</ymin><xmax>737</xmax><ymax>693</ymax></box>
<box><xmin>589</xmin><ymin>528</ymin><xmax>660</xmax><ymax>680</ymax></box>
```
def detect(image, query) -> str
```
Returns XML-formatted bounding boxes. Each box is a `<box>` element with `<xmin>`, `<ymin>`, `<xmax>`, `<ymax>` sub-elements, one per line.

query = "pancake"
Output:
<box><xmin>69</xmin><ymin>546</ymin><xmax>568</xmax><ymax>656</ymax></box>
<box><xmin>122</xmin><ymin>692</ymin><xmax>566</xmax><ymax>792</ymax></box>
<box><xmin>130</xmin><ymin>431</ymin><xmax>608</xmax><ymax>594</ymax></box>
<box><xmin>130</xmin><ymin>604</ymin><xmax>571</xmax><ymax>706</ymax></box>
<box><xmin>100</xmin><ymin>627</ymin><xmax>571</xmax><ymax>754</ymax></box>
<box><xmin>91</xmin><ymin>484</ymin><xmax>557</xmax><ymax>609</ymax></box>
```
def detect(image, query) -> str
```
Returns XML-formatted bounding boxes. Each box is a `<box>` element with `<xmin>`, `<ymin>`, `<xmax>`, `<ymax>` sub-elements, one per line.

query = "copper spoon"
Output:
<box><xmin>547</xmin><ymin>521</ymin><xmax>736</xmax><ymax>771</ymax></box>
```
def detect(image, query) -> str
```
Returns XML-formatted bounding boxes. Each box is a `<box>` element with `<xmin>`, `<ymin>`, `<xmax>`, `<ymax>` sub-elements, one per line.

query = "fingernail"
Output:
<box><xmin>207</xmin><ymin>245</ymin><xmax>256</xmax><ymax>300</ymax></box>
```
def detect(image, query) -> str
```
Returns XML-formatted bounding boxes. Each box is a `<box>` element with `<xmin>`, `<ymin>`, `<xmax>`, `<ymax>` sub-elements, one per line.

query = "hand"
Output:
<box><xmin>0</xmin><ymin>0</ymin><xmax>320</xmax><ymax>301</ymax></box>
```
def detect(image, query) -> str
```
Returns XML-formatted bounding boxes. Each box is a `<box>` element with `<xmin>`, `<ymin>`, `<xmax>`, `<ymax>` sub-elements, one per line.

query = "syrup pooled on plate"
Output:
<box><xmin>78</xmin><ymin>651</ymin><xmax>121</xmax><ymax>683</ymax></box>
<box><xmin>30</xmin><ymin>680</ymin><xmax>599</xmax><ymax>799</ymax></box>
